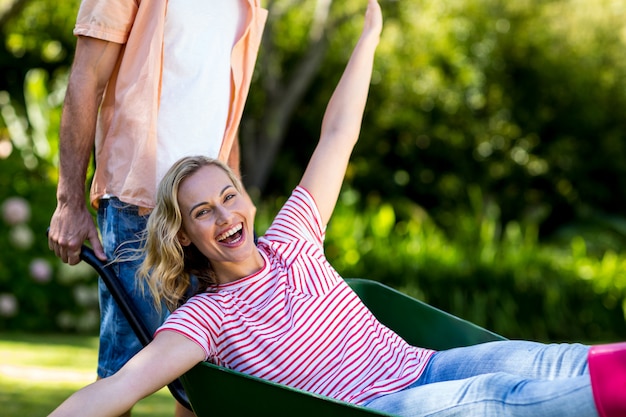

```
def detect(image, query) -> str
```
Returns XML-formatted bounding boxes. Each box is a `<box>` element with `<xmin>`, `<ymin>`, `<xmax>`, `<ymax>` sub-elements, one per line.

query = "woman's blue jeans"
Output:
<box><xmin>364</xmin><ymin>340</ymin><xmax>598</xmax><ymax>417</ymax></box>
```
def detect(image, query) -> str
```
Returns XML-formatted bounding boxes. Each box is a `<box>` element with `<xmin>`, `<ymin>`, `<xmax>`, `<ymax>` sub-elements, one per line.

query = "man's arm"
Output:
<box><xmin>48</xmin><ymin>36</ymin><xmax>122</xmax><ymax>264</ymax></box>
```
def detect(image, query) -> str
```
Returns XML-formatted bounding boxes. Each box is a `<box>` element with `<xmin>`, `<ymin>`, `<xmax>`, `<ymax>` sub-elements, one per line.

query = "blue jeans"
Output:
<box><xmin>364</xmin><ymin>340</ymin><xmax>598</xmax><ymax>417</ymax></box>
<box><xmin>96</xmin><ymin>198</ymin><xmax>169</xmax><ymax>378</ymax></box>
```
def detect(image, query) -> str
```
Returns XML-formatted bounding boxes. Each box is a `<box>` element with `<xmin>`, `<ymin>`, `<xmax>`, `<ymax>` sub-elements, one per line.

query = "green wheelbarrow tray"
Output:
<box><xmin>78</xmin><ymin>244</ymin><xmax>506</xmax><ymax>416</ymax></box>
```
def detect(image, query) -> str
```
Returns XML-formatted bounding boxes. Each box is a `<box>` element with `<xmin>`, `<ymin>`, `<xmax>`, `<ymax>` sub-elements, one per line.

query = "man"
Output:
<box><xmin>48</xmin><ymin>1</ymin><xmax>267</xmax><ymax>416</ymax></box>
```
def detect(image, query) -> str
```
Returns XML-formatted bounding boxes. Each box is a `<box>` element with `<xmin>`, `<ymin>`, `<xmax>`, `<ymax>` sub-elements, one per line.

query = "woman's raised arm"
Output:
<box><xmin>299</xmin><ymin>0</ymin><xmax>383</xmax><ymax>226</ymax></box>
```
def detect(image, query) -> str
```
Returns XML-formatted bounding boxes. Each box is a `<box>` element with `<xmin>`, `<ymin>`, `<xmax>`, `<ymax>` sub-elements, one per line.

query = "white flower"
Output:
<box><xmin>74</xmin><ymin>285</ymin><xmax>98</xmax><ymax>307</ymax></box>
<box><xmin>56</xmin><ymin>311</ymin><xmax>75</xmax><ymax>330</ymax></box>
<box><xmin>0</xmin><ymin>293</ymin><xmax>18</xmax><ymax>317</ymax></box>
<box><xmin>29</xmin><ymin>258</ymin><xmax>53</xmax><ymax>283</ymax></box>
<box><xmin>2</xmin><ymin>196</ymin><xmax>31</xmax><ymax>225</ymax></box>
<box><xmin>10</xmin><ymin>224</ymin><xmax>34</xmax><ymax>249</ymax></box>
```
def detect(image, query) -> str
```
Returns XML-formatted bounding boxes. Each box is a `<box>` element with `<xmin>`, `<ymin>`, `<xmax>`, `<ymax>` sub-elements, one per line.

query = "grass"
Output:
<box><xmin>0</xmin><ymin>332</ymin><xmax>176</xmax><ymax>417</ymax></box>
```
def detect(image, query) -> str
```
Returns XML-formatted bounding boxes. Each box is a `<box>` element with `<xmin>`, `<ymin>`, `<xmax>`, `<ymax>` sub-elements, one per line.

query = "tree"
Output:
<box><xmin>0</xmin><ymin>0</ymin><xmax>30</xmax><ymax>27</ymax></box>
<box><xmin>240</xmin><ymin>0</ymin><xmax>370</xmax><ymax>196</ymax></box>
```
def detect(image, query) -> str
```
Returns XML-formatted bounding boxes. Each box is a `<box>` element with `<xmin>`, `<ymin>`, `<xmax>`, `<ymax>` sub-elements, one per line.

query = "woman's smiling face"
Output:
<box><xmin>176</xmin><ymin>164</ymin><xmax>261</xmax><ymax>282</ymax></box>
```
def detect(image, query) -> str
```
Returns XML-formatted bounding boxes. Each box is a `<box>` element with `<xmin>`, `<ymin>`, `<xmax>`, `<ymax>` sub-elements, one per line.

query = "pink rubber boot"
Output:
<box><xmin>588</xmin><ymin>342</ymin><xmax>626</xmax><ymax>417</ymax></box>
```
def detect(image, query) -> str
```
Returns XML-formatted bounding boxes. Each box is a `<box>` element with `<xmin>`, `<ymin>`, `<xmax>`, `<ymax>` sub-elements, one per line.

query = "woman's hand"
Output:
<box><xmin>363</xmin><ymin>0</ymin><xmax>383</xmax><ymax>42</ymax></box>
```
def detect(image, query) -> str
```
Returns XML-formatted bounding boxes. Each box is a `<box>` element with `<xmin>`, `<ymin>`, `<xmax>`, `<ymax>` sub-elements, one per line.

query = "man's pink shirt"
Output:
<box><xmin>74</xmin><ymin>0</ymin><xmax>267</xmax><ymax>210</ymax></box>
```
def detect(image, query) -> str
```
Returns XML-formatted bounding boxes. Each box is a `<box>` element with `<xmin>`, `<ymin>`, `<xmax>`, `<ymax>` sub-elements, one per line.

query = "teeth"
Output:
<box><xmin>217</xmin><ymin>224</ymin><xmax>243</xmax><ymax>242</ymax></box>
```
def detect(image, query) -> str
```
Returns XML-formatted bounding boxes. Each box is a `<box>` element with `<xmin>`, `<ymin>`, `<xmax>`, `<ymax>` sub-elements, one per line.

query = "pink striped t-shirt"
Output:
<box><xmin>156</xmin><ymin>186</ymin><xmax>435</xmax><ymax>405</ymax></box>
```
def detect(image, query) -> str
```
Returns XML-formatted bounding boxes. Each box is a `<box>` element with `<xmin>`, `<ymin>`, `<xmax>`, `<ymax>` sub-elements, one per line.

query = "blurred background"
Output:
<box><xmin>3</xmin><ymin>0</ymin><xmax>626</xmax><ymax>414</ymax></box>
<box><xmin>1</xmin><ymin>0</ymin><xmax>626</xmax><ymax>388</ymax></box>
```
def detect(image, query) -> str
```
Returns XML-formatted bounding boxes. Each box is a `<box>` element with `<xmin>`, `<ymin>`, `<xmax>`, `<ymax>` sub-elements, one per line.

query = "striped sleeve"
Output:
<box><xmin>155</xmin><ymin>295</ymin><xmax>222</xmax><ymax>361</ymax></box>
<box><xmin>262</xmin><ymin>186</ymin><xmax>325</xmax><ymax>249</ymax></box>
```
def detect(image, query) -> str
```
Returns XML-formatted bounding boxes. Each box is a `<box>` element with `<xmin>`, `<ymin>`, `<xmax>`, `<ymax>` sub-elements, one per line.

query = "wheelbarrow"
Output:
<box><xmin>79</xmin><ymin>244</ymin><xmax>506</xmax><ymax>416</ymax></box>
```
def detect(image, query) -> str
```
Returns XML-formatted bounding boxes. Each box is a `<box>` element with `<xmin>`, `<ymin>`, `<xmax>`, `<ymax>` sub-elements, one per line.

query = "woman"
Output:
<box><xmin>50</xmin><ymin>1</ymin><xmax>624</xmax><ymax>416</ymax></box>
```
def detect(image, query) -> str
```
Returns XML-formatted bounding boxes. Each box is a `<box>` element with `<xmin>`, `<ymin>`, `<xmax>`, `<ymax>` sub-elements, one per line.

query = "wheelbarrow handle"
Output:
<box><xmin>79</xmin><ymin>245</ymin><xmax>153</xmax><ymax>346</ymax></box>
<box><xmin>46</xmin><ymin>227</ymin><xmax>193</xmax><ymax>411</ymax></box>
<box><xmin>78</xmin><ymin>244</ymin><xmax>192</xmax><ymax>411</ymax></box>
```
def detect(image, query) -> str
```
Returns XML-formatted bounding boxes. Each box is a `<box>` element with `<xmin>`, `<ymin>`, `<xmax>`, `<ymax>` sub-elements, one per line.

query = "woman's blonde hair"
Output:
<box><xmin>138</xmin><ymin>155</ymin><xmax>244</xmax><ymax>311</ymax></box>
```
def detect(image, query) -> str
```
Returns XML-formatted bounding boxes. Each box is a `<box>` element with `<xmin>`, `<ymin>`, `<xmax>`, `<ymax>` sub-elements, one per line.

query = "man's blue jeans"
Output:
<box><xmin>364</xmin><ymin>340</ymin><xmax>598</xmax><ymax>417</ymax></box>
<box><xmin>96</xmin><ymin>197</ymin><xmax>169</xmax><ymax>378</ymax></box>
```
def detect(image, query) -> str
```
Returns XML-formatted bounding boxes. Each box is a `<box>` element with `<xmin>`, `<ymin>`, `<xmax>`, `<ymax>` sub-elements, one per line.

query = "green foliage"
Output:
<box><xmin>0</xmin><ymin>1</ymin><xmax>97</xmax><ymax>334</ymax></box>
<box><xmin>321</xmin><ymin>189</ymin><xmax>626</xmax><ymax>343</ymax></box>
<box><xmin>0</xmin><ymin>148</ymin><xmax>99</xmax><ymax>334</ymax></box>
<box><xmin>269</xmin><ymin>0</ymin><xmax>626</xmax><ymax>238</ymax></box>
<box><xmin>0</xmin><ymin>0</ymin><xmax>78</xmax><ymax>108</ymax></box>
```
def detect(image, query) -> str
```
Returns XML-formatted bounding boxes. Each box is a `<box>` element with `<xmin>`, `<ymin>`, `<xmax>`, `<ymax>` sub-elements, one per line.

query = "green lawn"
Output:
<box><xmin>0</xmin><ymin>333</ymin><xmax>176</xmax><ymax>417</ymax></box>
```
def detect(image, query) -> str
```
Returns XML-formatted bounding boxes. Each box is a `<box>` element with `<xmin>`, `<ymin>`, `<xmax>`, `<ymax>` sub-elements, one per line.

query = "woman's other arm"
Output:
<box><xmin>48</xmin><ymin>331</ymin><xmax>205</xmax><ymax>417</ymax></box>
<box><xmin>299</xmin><ymin>0</ymin><xmax>382</xmax><ymax>225</ymax></box>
